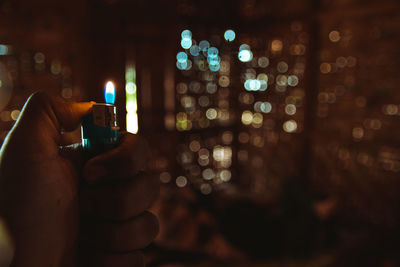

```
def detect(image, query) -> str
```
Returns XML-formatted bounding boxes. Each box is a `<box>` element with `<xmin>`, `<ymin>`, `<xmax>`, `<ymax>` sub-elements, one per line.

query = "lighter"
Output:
<box><xmin>81</xmin><ymin>81</ymin><xmax>120</xmax><ymax>158</ymax></box>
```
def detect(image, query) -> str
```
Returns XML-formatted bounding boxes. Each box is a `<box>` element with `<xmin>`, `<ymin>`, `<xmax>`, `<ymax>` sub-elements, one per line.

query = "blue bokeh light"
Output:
<box><xmin>224</xmin><ymin>30</ymin><xmax>236</xmax><ymax>42</ymax></box>
<box><xmin>0</xmin><ymin>45</ymin><xmax>8</xmax><ymax>55</ymax></box>
<box><xmin>239</xmin><ymin>44</ymin><xmax>250</xmax><ymax>51</ymax></box>
<box><xmin>207</xmin><ymin>55</ymin><xmax>220</xmax><ymax>65</ymax></box>
<box><xmin>199</xmin><ymin>40</ymin><xmax>210</xmax><ymax>51</ymax></box>
<box><xmin>209</xmin><ymin>64</ymin><xmax>220</xmax><ymax>72</ymax></box>
<box><xmin>244</xmin><ymin>79</ymin><xmax>261</xmax><ymax>91</ymax></box>
<box><xmin>238</xmin><ymin>49</ymin><xmax>253</xmax><ymax>62</ymax></box>
<box><xmin>176</xmin><ymin>52</ymin><xmax>188</xmax><ymax>63</ymax></box>
<box><xmin>181</xmin><ymin>30</ymin><xmax>192</xmax><ymax>40</ymax></box>
<box><xmin>190</xmin><ymin>45</ymin><xmax>200</xmax><ymax>56</ymax></box>
<box><xmin>181</xmin><ymin>38</ymin><xmax>193</xmax><ymax>49</ymax></box>
<box><xmin>176</xmin><ymin>60</ymin><xmax>188</xmax><ymax>70</ymax></box>
<box><xmin>207</xmin><ymin>47</ymin><xmax>218</xmax><ymax>58</ymax></box>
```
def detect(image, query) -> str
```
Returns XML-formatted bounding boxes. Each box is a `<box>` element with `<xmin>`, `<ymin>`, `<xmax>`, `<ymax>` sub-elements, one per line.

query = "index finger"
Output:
<box><xmin>82</xmin><ymin>132</ymin><xmax>151</xmax><ymax>183</ymax></box>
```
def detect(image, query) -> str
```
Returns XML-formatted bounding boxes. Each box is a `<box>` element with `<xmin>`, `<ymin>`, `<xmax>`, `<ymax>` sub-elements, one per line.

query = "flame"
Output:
<box><xmin>105</xmin><ymin>81</ymin><xmax>116</xmax><ymax>104</ymax></box>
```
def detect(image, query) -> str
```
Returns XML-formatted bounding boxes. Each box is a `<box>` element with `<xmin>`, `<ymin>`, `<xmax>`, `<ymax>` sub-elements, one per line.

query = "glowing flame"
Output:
<box><xmin>105</xmin><ymin>81</ymin><xmax>116</xmax><ymax>104</ymax></box>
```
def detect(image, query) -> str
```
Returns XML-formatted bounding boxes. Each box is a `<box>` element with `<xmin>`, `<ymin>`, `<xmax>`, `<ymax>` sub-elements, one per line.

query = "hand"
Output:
<box><xmin>78</xmin><ymin>132</ymin><xmax>159</xmax><ymax>267</ymax></box>
<box><xmin>0</xmin><ymin>92</ymin><xmax>159</xmax><ymax>267</ymax></box>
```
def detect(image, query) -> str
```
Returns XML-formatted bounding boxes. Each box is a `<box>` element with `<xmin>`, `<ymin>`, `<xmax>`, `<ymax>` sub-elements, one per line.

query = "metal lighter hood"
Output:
<box><xmin>92</xmin><ymin>103</ymin><xmax>119</xmax><ymax>130</ymax></box>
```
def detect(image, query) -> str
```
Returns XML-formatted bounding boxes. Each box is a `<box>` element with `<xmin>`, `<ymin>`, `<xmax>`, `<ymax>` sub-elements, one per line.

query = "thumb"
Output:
<box><xmin>11</xmin><ymin>92</ymin><xmax>93</xmax><ymax>146</ymax></box>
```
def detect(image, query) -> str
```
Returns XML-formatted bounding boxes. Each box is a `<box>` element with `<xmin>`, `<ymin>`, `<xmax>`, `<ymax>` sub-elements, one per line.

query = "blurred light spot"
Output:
<box><xmin>254</xmin><ymin>101</ymin><xmax>262</xmax><ymax>112</ymax></box>
<box><xmin>224</xmin><ymin>29</ymin><xmax>236</xmax><ymax>42</ymax></box>
<box><xmin>218</xmin><ymin>76</ymin><xmax>230</xmax><ymax>87</ymax></box>
<box><xmin>222</xmin><ymin>131</ymin><xmax>233</xmax><ymax>144</ymax></box>
<box><xmin>62</xmin><ymin>88</ymin><xmax>73</xmax><ymax>99</ymax></box>
<box><xmin>10</xmin><ymin>110</ymin><xmax>20</xmax><ymax>121</ymax></box>
<box><xmin>352</xmin><ymin>127</ymin><xmax>364</xmax><ymax>139</ymax></box>
<box><xmin>176</xmin><ymin>176</ymin><xmax>187</xmax><ymax>187</ymax></box>
<box><xmin>238</xmin><ymin>132</ymin><xmax>250</xmax><ymax>143</ymax></box>
<box><xmin>288</xmin><ymin>75</ymin><xmax>299</xmax><ymax>87</ymax></box>
<box><xmin>276</xmin><ymin>75</ymin><xmax>288</xmax><ymax>86</ymax></box>
<box><xmin>206</xmin><ymin>82</ymin><xmax>217</xmax><ymax>94</ymax></box>
<box><xmin>213</xmin><ymin>146</ymin><xmax>232</xmax><ymax>162</ymax></box>
<box><xmin>260</xmin><ymin>102</ymin><xmax>272</xmax><ymax>113</ymax></box>
<box><xmin>126</xmin><ymin>82</ymin><xmax>136</xmax><ymax>94</ymax></box>
<box><xmin>384</xmin><ymin>104</ymin><xmax>398</xmax><ymax>115</ymax></box>
<box><xmin>238</xmin><ymin>49</ymin><xmax>253</xmax><ymax>62</ymax></box>
<box><xmin>239</xmin><ymin>44</ymin><xmax>250</xmax><ymax>51</ymax></box>
<box><xmin>320</xmin><ymin>63</ymin><xmax>331</xmax><ymax>74</ymax></box>
<box><xmin>283</xmin><ymin>120</ymin><xmax>297</xmax><ymax>133</ymax></box>
<box><xmin>0</xmin><ymin>80</ymin><xmax>2</xmax><ymax>88</ymax></box>
<box><xmin>244</xmin><ymin>79</ymin><xmax>260</xmax><ymax>91</ymax></box>
<box><xmin>34</xmin><ymin>52</ymin><xmax>45</xmax><ymax>64</ymax></box>
<box><xmin>200</xmin><ymin>183</ymin><xmax>212</xmax><ymax>195</ymax></box>
<box><xmin>252</xmin><ymin>113</ymin><xmax>263</xmax><ymax>128</ymax></box>
<box><xmin>198</xmin><ymin>148</ymin><xmax>210</xmax><ymax>159</ymax></box>
<box><xmin>160</xmin><ymin>172</ymin><xmax>171</xmax><ymax>183</ymax></box>
<box><xmin>181</xmin><ymin>38</ymin><xmax>192</xmax><ymax>49</ymax></box>
<box><xmin>185</xmin><ymin>59</ymin><xmax>193</xmax><ymax>70</ymax></box>
<box><xmin>336</xmin><ymin>56</ymin><xmax>347</xmax><ymax>68</ymax></box>
<box><xmin>206</xmin><ymin>108</ymin><xmax>217</xmax><ymax>119</ymax></box>
<box><xmin>190</xmin><ymin>45</ymin><xmax>200</xmax><ymax>56</ymax></box>
<box><xmin>189</xmin><ymin>140</ymin><xmax>201</xmax><ymax>152</ymax></box>
<box><xmin>257</xmin><ymin>73</ymin><xmax>268</xmax><ymax>82</ymax></box>
<box><xmin>50</xmin><ymin>60</ymin><xmax>62</xmax><ymax>75</ymax></box>
<box><xmin>241</xmin><ymin>110</ymin><xmax>253</xmax><ymax>125</ymax></box>
<box><xmin>176</xmin><ymin>52</ymin><xmax>188</xmax><ymax>63</ymax></box>
<box><xmin>277</xmin><ymin>61</ymin><xmax>288</xmax><ymax>73</ymax></box>
<box><xmin>180</xmin><ymin>95</ymin><xmax>196</xmax><ymax>109</ymax></box>
<box><xmin>0</xmin><ymin>45</ymin><xmax>9</xmax><ymax>55</ymax></box>
<box><xmin>271</xmin><ymin>40</ymin><xmax>283</xmax><ymax>53</ymax></box>
<box><xmin>239</xmin><ymin>92</ymin><xmax>254</xmax><ymax>104</ymax></box>
<box><xmin>176</xmin><ymin>60</ymin><xmax>188</xmax><ymax>70</ymax></box>
<box><xmin>329</xmin><ymin>30</ymin><xmax>341</xmax><ymax>42</ymax></box>
<box><xmin>285</xmin><ymin>104</ymin><xmax>296</xmax><ymax>115</ymax></box>
<box><xmin>176</xmin><ymin>82</ymin><xmax>188</xmax><ymax>94</ymax></box>
<box><xmin>181</xmin><ymin>30</ymin><xmax>192</xmax><ymax>39</ymax></box>
<box><xmin>220</xmin><ymin>169</ymin><xmax>231</xmax><ymax>182</ymax></box>
<box><xmin>258</xmin><ymin>57</ymin><xmax>269</xmax><ymax>68</ymax></box>
<box><xmin>347</xmin><ymin>56</ymin><xmax>357</xmax><ymax>67</ymax></box>
<box><xmin>198</xmin><ymin>95</ymin><xmax>210</xmax><ymax>107</ymax></box>
<box><xmin>208</xmin><ymin>47</ymin><xmax>218</xmax><ymax>58</ymax></box>
<box><xmin>199</xmin><ymin>40</ymin><xmax>210</xmax><ymax>51</ymax></box>
<box><xmin>202</xmin><ymin>168</ymin><xmax>215</xmax><ymax>180</ymax></box>
<box><xmin>209</xmin><ymin>64</ymin><xmax>220</xmax><ymax>72</ymax></box>
<box><xmin>189</xmin><ymin>81</ymin><xmax>201</xmax><ymax>93</ymax></box>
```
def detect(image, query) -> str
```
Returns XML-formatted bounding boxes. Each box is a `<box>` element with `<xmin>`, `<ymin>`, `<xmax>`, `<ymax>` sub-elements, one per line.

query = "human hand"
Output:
<box><xmin>0</xmin><ymin>92</ymin><xmax>159</xmax><ymax>267</ymax></box>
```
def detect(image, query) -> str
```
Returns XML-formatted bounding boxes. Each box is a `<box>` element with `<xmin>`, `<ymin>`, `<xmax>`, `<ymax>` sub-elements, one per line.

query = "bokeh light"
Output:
<box><xmin>283</xmin><ymin>120</ymin><xmax>297</xmax><ymax>133</ymax></box>
<box><xmin>176</xmin><ymin>176</ymin><xmax>188</xmax><ymax>187</ymax></box>
<box><xmin>181</xmin><ymin>38</ymin><xmax>192</xmax><ymax>49</ymax></box>
<box><xmin>199</xmin><ymin>40</ymin><xmax>210</xmax><ymax>51</ymax></box>
<box><xmin>224</xmin><ymin>29</ymin><xmax>236</xmax><ymax>42</ymax></box>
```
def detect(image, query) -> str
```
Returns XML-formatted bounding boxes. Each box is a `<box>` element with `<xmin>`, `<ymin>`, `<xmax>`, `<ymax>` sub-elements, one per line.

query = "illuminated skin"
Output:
<box><xmin>0</xmin><ymin>92</ymin><xmax>159</xmax><ymax>267</ymax></box>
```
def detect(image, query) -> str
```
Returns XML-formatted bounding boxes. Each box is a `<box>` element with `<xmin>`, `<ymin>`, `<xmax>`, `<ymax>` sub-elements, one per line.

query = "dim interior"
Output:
<box><xmin>1</xmin><ymin>0</ymin><xmax>400</xmax><ymax>266</ymax></box>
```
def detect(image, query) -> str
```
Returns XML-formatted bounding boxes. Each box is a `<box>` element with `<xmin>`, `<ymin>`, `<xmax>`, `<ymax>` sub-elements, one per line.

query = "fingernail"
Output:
<box><xmin>84</xmin><ymin>164</ymin><xmax>105</xmax><ymax>184</ymax></box>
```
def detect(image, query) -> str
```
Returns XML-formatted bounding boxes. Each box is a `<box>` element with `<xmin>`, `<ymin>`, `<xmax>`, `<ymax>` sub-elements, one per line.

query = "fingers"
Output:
<box><xmin>10</xmin><ymin>92</ymin><xmax>93</xmax><ymax>148</ymax></box>
<box><xmin>81</xmin><ymin>211</ymin><xmax>159</xmax><ymax>252</ymax></box>
<box><xmin>79</xmin><ymin>251</ymin><xmax>144</xmax><ymax>267</ymax></box>
<box><xmin>82</xmin><ymin>133</ymin><xmax>150</xmax><ymax>183</ymax></box>
<box><xmin>80</xmin><ymin>172</ymin><xmax>160</xmax><ymax>220</ymax></box>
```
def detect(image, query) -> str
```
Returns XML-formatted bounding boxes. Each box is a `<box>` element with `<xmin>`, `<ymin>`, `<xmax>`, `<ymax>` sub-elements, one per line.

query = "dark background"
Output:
<box><xmin>1</xmin><ymin>0</ymin><xmax>400</xmax><ymax>266</ymax></box>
